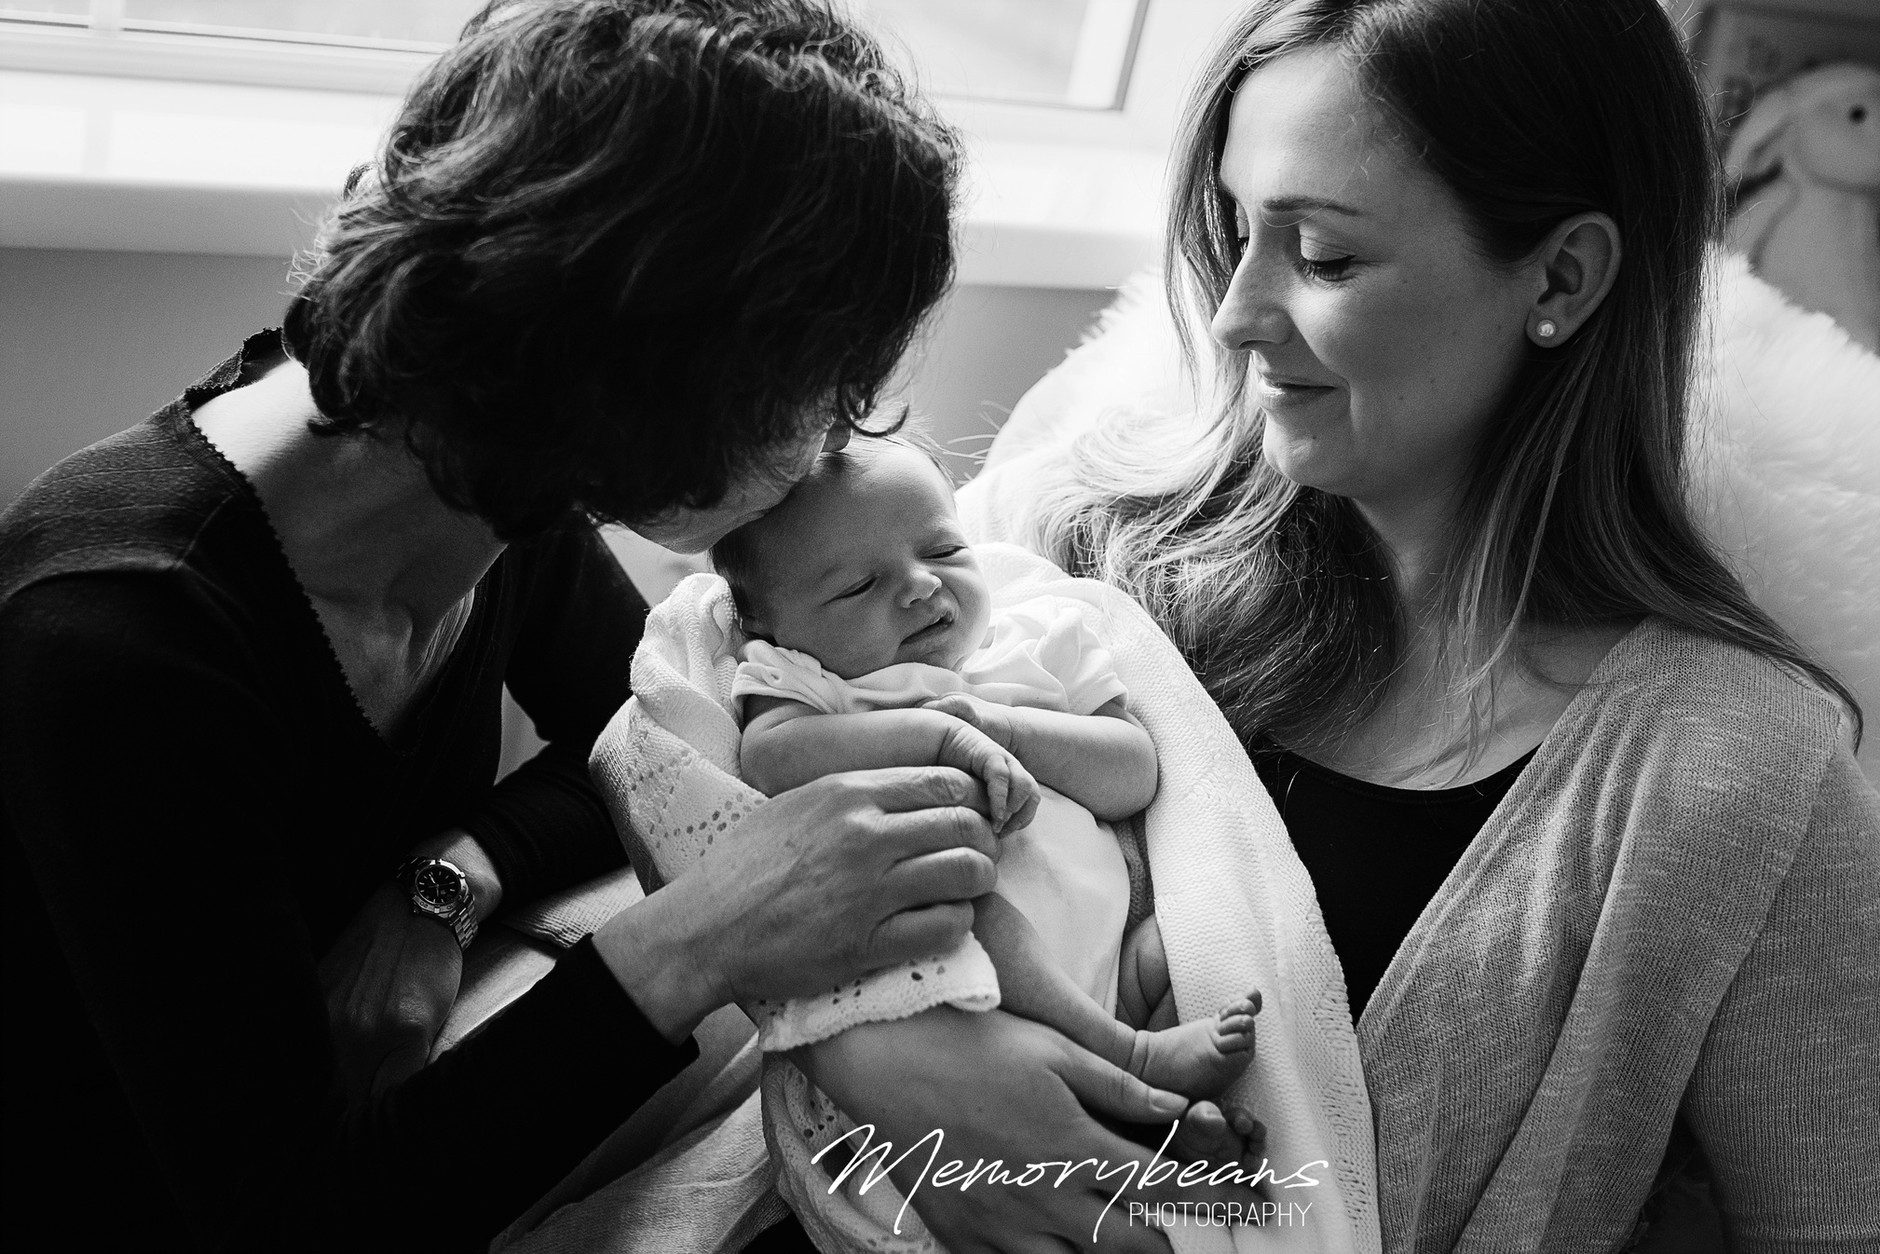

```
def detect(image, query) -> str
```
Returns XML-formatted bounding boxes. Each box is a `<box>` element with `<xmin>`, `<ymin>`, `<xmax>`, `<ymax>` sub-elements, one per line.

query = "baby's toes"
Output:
<box><xmin>1215</xmin><ymin>1014</ymin><xmax>1257</xmax><ymax>1052</ymax></box>
<box><xmin>1169</xmin><ymin>1101</ymin><xmax>1244</xmax><ymax>1164</ymax></box>
<box><xmin>1224</xmin><ymin>1105</ymin><xmax>1267</xmax><ymax>1145</ymax></box>
<box><xmin>1217</xmin><ymin>990</ymin><xmax>1263</xmax><ymax>1020</ymax></box>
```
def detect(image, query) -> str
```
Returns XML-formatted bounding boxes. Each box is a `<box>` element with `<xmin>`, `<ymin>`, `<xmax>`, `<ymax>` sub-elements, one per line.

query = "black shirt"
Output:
<box><xmin>1253</xmin><ymin>746</ymin><xmax>1536</xmax><ymax>1017</ymax></box>
<box><xmin>0</xmin><ymin>333</ymin><xmax>697</xmax><ymax>1251</ymax></box>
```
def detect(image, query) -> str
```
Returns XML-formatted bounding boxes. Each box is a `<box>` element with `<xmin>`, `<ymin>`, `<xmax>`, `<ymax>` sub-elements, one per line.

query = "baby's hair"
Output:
<box><xmin>711</xmin><ymin>428</ymin><xmax>954</xmax><ymax>623</ymax></box>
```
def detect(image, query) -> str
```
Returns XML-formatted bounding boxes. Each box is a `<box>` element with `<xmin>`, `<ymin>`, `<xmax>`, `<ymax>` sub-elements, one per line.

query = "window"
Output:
<box><xmin>855</xmin><ymin>0</ymin><xmax>1147</xmax><ymax>110</ymax></box>
<box><xmin>0</xmin><ymin>0</ymin><xmax>1245</xmax><ymax>280</ymax></box>
<box><xmin>0</xmin><ymin>1</ymin><xmax>1152</xmax><ymax>113</ymax></box>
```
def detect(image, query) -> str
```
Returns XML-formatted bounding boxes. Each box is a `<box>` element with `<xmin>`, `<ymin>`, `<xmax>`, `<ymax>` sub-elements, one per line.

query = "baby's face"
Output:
<box><xmin>740</xmin><ymin>444</ymin><xmax>991</xmax><ymax>680</ymax></box>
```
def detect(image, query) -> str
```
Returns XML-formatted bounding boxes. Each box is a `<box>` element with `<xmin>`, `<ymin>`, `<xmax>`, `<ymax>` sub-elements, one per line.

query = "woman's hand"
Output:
<box><xmin>595</xmin><ymin>766</ymin><xmax>1000</xmax><ymax>1041</ymax></box>
<box><xmin>317</xmin><ymin>830</ymin><xmax>499</xmax><ymax>1100</ymax></box>
<box><xmin>801</xmin><ymin>1008</ymin><xmax>1268</xmax><ymax>1254</ymax></box>
<box><xmin>318</xmin><ymin>883</ymin><xmax>463</xmax><ymax>1102</ymax></box>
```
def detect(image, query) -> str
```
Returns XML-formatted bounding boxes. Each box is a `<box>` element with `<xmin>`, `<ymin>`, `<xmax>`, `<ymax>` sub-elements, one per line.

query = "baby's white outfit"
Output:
<box><xmin>732</xmin><ymin>594</ymin><xmax>1134</xmax><ymax>1013</ymax></box>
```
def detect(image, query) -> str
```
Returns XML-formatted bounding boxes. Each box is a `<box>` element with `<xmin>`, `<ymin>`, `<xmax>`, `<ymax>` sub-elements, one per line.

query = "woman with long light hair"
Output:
<box><xmin>898</xmin><ymin>0</ymin><xmax>1880</xmax><ymax>1246</ymax></box>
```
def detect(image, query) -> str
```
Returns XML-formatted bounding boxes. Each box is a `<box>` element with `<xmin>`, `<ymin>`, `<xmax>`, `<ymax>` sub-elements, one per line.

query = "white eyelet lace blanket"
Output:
<box><xmin>586</xmin><ymin>544</ymin><xmax>1379</xmax><ymax>1254</ymax></box>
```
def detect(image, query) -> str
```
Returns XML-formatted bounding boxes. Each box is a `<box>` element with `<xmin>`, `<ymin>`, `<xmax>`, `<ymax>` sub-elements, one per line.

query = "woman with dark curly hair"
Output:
<box><xmin>0</xmin><ymin>3</ymin><xmax>1195</xmax><ymax>1250</ymax></box>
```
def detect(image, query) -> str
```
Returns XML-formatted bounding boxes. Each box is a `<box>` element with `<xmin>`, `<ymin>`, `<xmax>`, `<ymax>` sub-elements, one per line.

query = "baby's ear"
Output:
<box><xmin>735</xmin><ymin>605</ymin><xmax>775</xmax><ymax>643</ymax></box>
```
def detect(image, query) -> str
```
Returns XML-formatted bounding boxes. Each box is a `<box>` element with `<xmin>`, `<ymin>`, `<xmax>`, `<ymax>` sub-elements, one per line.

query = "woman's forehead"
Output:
<box><xmin>1219</xmin><ymin>47</ymin><xmax>1434</xmax><ymax>230</ymax></box>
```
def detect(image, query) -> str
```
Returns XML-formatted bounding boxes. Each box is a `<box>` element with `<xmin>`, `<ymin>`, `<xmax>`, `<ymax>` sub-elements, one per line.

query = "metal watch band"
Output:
<box><xmin>395</xmin><ymin>856</ymin><xmax>479</xmax><ymax>951</ymax></box>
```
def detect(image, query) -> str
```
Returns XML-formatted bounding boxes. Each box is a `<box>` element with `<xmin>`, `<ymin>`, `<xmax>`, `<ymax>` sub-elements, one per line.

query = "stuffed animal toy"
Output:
<box><xmin>1725</xmin><ymin>62</ymin><xmax>1880</xmax><ymax>355</ymax></box>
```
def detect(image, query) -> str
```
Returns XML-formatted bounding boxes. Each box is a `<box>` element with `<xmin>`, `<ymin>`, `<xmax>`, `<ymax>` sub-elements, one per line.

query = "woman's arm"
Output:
<box><xmin>1682</xmin><ymin>745</ymin><xmax>1880</xmax><ymax>1249</ymax></box>
<box><xmin>0</xmin><ymin>573</ymin><xmax>692</xmax><ymax>1251</ymax></box>
<box><xmin>464</xmin><ymin>526</ymin><xmax>650</xmax><ymax>902</ymax></box>
<box><xmin>924</xmin><ymin>693</ymin><xmax>1158</xmax><ymax>821</ymax></box>
<box><xmin>320</xmin><ymin>527</ymin><xmax>643</xmax><ymax>1097</ymax></box>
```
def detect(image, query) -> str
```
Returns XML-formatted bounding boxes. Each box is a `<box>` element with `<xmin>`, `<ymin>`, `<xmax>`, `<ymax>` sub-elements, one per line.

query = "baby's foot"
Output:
<box><xmin>1166</xmin><ymin>1099</ymin><xmax>1267</xmax><ymax>1169</ymax></box>
<box><xmin>1125</xmin><ymin>991</ymin><xmax>1261</xmax><ymax>1098</ymax></box>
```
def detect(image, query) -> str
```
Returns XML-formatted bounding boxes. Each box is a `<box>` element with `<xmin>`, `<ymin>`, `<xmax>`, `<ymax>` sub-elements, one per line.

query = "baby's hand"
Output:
<box><xmin>921</xmin><ymin>693</ymin><xmax>1016</xmax><ymax>750</ymax></box>
<box><xmin>932</xmin><ymin>717</ymin><xmax>1039</xmax><ymax>835</ymax></box>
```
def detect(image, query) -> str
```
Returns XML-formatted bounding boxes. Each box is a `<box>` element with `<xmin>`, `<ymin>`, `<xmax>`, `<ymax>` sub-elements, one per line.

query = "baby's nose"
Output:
<box><xmin>901</xmin><ymin>569</ymin><xmax>942</xmax><ymax>605</ymax></box>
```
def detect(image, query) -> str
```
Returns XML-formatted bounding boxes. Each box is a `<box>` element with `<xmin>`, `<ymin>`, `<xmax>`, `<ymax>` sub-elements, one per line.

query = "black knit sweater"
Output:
<box><xmin>0</xmin><ymin>334</ymin><xmax>696</xmax><ymax>1251</ymax></box>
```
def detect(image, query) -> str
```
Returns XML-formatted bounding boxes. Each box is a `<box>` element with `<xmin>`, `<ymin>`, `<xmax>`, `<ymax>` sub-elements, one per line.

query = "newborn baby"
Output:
<box><xmin>712</xmin><ymin>435</ymin><xmax>1261</xmax><ymax>1129</ymax></box>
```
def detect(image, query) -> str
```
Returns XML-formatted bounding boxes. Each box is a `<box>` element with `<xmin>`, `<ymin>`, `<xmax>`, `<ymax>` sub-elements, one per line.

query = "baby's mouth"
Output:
<box><xmin>903</xmin><ymin>611</ymin><xmax>956</xmax><ymax>647</ymax></box>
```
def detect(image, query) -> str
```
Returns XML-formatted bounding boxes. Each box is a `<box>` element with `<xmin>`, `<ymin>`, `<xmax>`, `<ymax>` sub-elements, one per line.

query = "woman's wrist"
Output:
<box><xmin>410</xmin><ymin>828</ymin><xmax>504</xmax><ymax>921</ymax></box>
<box><xmin>592</xmin><ymin>880</ymin><xmax>729</xmax><ymax>1045</ymax></box>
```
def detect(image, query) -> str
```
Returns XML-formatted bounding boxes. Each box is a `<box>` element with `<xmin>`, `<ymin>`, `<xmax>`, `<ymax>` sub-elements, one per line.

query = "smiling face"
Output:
<box><xmin>733</xmin><ymin>441</ymin><xmax>991</xmax><ymax>680</ymax></box>
<box><xmin>1209</xmin><ymin>46</ymin><xmax>1537</xmax><ymax>515</ymax></box>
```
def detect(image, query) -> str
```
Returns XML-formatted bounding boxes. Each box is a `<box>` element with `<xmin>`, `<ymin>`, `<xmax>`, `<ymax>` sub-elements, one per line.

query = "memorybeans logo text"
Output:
<box><xmin>811</xmin><ymin>1120</ymin><xmax>1327</xmax><ymax>1243</ymax></box>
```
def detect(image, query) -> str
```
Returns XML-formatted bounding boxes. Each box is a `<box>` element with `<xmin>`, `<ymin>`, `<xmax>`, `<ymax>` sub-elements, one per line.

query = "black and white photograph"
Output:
<box><xmin>2</xmin><ymin>1</ymin><xmax>1876</xmax><ymax>1251</ymax></box>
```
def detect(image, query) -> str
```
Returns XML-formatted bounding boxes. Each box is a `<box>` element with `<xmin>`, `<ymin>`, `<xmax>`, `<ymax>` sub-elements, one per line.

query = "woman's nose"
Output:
<box><xmin>1209</xmin><ymin>252</ymin><xmax>1290</xmax><ymax>353</ymax></box>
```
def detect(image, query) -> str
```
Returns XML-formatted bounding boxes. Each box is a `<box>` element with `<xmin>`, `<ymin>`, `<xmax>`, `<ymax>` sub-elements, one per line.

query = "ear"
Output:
<box><xmin>736</xmin><ymin>605</ymin><xmax>775</xmax><ymax>643</ymax></box>
<box><xmin>1526</xmin><ymin>212</ymin><xmax>1621</xmax><ymax>348</ymax></box>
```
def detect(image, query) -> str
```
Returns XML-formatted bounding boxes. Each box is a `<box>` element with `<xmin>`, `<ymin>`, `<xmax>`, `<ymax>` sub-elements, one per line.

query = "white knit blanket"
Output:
<box><xmin>586</xmin><ymin>548</ymin><xmax>1379</xmax><ymax>1254</ymax></box>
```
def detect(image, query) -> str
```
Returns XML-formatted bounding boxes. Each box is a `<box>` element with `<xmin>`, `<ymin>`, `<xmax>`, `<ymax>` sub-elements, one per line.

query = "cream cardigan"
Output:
<box><xmin>1358</xmin><ymin>617</ymin><xmax>1880</xmax><ymax>1252</ymax></box>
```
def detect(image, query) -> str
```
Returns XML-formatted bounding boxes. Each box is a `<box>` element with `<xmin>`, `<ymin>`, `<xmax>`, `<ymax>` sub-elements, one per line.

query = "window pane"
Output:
<box><xmin>120</xmin><ymin>1</ymin><xmax>483</xmax><ymax>45</ymax></box>
<box><xmin>855</xmin><ymin>0</ymin><xmax>1146</xmax><ymax>109</ymax></box>
<box><xmin>0</xmin><ymin>2</ymin><xmax>92</xmax><ymax>18</ymax></box>
<box><xmin>6</xmin><ymin>0</ymin><xmax>1148</xmax><ymax>111</ymax></box>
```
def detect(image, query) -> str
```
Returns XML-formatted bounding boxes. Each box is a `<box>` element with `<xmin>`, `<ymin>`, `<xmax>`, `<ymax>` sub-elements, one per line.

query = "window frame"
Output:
<box><xmin>0</xmin><ymin>0</ymin><xmax>1240</xmax><ymax>145</ymax></box>
<box><xmin>0</xmin><ymin>0</ymin><xmax>1246</xmax><ymax>285</ymax></box>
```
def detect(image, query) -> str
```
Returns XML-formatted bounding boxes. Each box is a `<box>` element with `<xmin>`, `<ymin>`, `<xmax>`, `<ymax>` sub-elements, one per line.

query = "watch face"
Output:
<box><xmin>412</xmin><ymin>863</ymin><xmax>468</xmax><ymax>913</ymax></box>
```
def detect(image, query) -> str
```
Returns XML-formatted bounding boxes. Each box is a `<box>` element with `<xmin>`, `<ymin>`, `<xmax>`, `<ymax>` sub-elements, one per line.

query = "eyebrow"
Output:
<box><xmin>1260</xmin><ymin>194</ymin><xmax>1365</xmax><ymax>220</ymax></box>
<box><xmin>1218</xmin><ymin>184</ymin><xmax>1367</xmax><ymax>221</ymax></box>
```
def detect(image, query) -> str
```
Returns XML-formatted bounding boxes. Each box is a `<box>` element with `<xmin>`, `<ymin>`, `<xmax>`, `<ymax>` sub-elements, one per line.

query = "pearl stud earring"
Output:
<box><xmin>1536</xmin><ymin>319</ymin><xmax>1558</xmax><ymax>339</ymax></box>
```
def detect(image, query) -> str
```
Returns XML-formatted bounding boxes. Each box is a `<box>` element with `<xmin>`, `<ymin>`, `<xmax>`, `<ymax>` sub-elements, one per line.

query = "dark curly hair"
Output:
<box><xmin>283</xmin><ymin>0</ymin><xmax>960</xmax><ymax>538</ymax></box>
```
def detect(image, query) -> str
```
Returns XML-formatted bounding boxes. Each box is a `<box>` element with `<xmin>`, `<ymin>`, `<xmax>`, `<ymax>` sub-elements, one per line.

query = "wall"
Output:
<box><xmin>0</xmin><ymin>246</ymin><xmax>1111</xmax><ymax>511</ymax></box>
<box><xmin>0</xmin><ymin>246</ymin><xmax>1111</xmax><ymax>769</ymax></box>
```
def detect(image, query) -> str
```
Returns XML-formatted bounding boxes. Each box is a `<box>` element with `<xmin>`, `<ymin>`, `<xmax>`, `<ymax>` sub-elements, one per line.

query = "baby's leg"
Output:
<box><xmin>1116</xmin><ymin>915</ymin><xmax>1265</xmax><ymax>1166</ymax></box>
<box><xmin>975</xmin><ymin>899</ymin><xmax>1260</xmax><ymax>1098</ymax></box>
<box><xmin>1115</xmin><ymin>915</ymin><xmax>1261</xmax><ymax>1098</ymax></box>
<box><xmin>1117</xmin><ymin>912</ymin><xmax>1180</xmax><ymax>1031</ymax></box>
<box><xmin>973</xmin><ymin>892</ymin><xmax>1138</xmax><ymax>1070</ymax></box>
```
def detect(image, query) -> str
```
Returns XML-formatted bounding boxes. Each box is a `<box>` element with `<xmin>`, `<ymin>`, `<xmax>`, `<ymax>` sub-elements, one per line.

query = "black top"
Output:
<box><xmin>1252</xmin><ymin>747</ymin><xmax>1536</xmax><ymax>1018</ymax></box>
<box><xmin>0</xmin><ymin>333</ymin><xmax>696</xmax><ymax>1252</ymax></box>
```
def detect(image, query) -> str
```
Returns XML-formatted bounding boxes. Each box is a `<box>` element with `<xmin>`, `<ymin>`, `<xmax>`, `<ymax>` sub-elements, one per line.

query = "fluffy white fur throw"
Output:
<box><xmin>988</xmin><ymin>250</ymin><xmax>1880</xmax><ymax>780</ymax></box>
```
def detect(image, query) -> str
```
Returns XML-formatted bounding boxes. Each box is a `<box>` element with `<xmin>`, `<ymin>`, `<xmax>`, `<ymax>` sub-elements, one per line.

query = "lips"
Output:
<box><xmin>1255</xmin><ymin>373</ymin><xmax>1334</xmax><ymax>394</ymax></box>
<box><xmin>1252</xmin><ymin>371</ymin><xmax>1336</xmax><ymax>413</ymax></box>
<box><xmin>902</xmin><ymin>611</ymin><xmax>956</xmax><ymax>648</ymax></box>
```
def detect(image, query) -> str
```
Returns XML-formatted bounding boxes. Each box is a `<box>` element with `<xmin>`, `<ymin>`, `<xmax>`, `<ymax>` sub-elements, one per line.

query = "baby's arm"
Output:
<box><xmin>741</xmin><ymin>697</ymin><xmax>1038</xmax><ymax>831</ymax></box>
<box><xmin>921</xmin><ymin>694</ymin><xmax>1156</xmax><ymax>822</ymax></box>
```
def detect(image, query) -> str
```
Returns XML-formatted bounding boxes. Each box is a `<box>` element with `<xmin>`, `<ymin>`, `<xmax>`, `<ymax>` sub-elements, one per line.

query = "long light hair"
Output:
<box><xmin>1032</xmin><ymin>0</ymin><xmax>1859</xmax><ymax>761</ymax></box>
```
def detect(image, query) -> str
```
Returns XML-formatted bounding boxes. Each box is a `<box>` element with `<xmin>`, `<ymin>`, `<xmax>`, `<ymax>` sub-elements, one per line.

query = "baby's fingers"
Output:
<box><xmin>1005</xmin><ymin>789</ymin><xmax>1040</xmax><ymax>833</ymax></box>
<box><xmin>984</xmin><ymin>762</ymin><xmax>1013</xmax><ymax>829</ymax></box>
<box><xmin>923</xmin><ymin>693</ymin><xmax>979</xmax><ymax>727</ymax></box>
<box><xmin>1002</xmin><ymin>760</ymin><xmax>1040</xmax><ymax>833</ymax></box>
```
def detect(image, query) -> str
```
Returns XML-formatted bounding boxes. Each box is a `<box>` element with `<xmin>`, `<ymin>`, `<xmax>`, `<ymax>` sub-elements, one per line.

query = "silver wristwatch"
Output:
<box><xmin>395</xmin><ymin>857</ymin><xmax>479</xmax><ymax>950</ymax></box>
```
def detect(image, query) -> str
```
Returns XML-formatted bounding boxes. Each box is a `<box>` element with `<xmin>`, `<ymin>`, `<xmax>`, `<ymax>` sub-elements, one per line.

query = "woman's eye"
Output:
<box><xmin>1296</xmin><ymin>251</ymin><xmax>1354</xmax><ymax>281</ymax></box>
